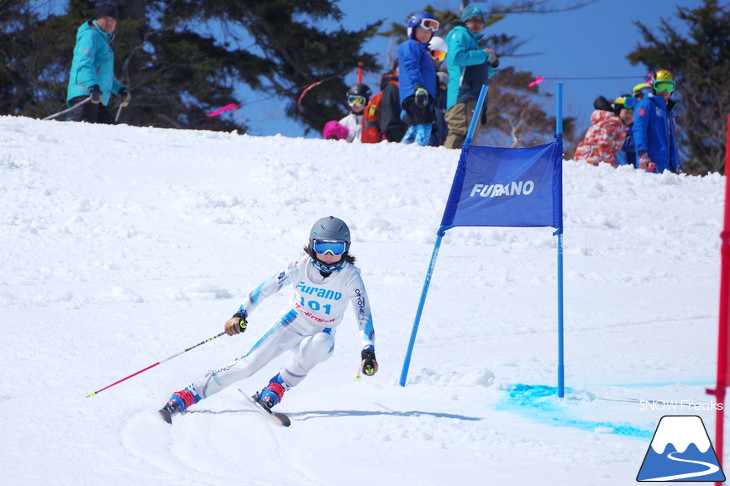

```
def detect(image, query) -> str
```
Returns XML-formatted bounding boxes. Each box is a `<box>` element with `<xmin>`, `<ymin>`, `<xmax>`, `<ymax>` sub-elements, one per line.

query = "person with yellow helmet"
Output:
<box><xmin>632</xmin><ymin>83</ymin><xmax>652</xmax><ymax>101</ymax></box>
<box><xmin>632</xmin><ymin>69</ymin><xmax>681</xmax><ymax>173</ymax></box>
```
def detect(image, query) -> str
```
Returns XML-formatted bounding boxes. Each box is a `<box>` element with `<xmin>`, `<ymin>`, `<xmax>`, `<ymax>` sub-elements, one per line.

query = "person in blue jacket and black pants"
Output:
<box><xmin>66</xmin><ymin>4</ymin><xmax>130</xmax><ymax>123</ymax></box>
<box><xmin>398</xmin><ymin>11</ymin><xmax>440</xmax><ymax>146</ymax></box>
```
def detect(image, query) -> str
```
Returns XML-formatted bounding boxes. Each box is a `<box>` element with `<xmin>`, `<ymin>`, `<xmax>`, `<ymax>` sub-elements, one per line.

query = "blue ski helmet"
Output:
<box><xmin>310</xmin><ymin>216</ymin><xmax>351</xmax><ymax>253</ymax></box>
<box><xmin>407</xmin><ymin>11</ymin><xmax>439</xmax><ymax>39</ymax></box>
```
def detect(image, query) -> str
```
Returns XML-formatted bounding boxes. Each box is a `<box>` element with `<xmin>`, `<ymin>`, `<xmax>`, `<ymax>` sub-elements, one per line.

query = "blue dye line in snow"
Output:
<box><xmin>496</xmin><ymin>384</ymin><xmax>654</xmax><ymax>439</ymax></box>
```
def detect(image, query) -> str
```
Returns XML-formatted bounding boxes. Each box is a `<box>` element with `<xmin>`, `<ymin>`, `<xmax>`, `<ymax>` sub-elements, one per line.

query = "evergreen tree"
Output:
<box><xmin>627</xmin><ymin>0</ymin><xmax>730</xmax><ymax>174</ymax></box>
<box><xmin>0</xmin><ymin>0</ymin><xmax>381</xmax><ymax>133</ymax></box>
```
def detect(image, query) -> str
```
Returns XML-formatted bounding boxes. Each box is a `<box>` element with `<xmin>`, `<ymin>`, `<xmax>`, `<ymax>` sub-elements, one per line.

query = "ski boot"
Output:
<box><xmin>258</xmin><ymin>373</ymin><xmax>288</xmax><ymax>410</ymax></box>
<box><xmin>159</xmin><ymin>386</ymin><xmax>200</xmax><ymax>424</ymax></box>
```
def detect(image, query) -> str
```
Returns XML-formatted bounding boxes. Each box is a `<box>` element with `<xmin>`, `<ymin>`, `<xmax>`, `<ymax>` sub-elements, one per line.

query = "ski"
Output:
<box><xmin>238</xmin><ymin>389</ymin><xmax>291</xmax><ymax>427</ymax></box>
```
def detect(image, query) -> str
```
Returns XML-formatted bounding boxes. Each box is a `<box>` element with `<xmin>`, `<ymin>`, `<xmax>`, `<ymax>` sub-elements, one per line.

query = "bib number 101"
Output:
<box><xmin>299</xmin><ymin>297</ymin><xmax>332</xmax><ymax>315</ymax></box>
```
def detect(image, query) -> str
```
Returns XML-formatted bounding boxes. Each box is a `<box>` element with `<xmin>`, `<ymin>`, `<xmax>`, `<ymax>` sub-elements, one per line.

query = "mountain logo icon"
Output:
<box><xmin>637</xmin><ymin>415</ymin><xmax>725</xmax><ymax>482</ymax></box>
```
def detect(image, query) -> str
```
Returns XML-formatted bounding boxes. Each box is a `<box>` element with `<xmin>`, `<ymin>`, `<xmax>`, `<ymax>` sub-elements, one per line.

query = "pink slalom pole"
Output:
<box><xmin>709</xmin><ymin>115</ymin><xmax>730</xmax><ymax>485</ymax></box>
<box><xmin>86</xmin><ymin>331</ymin><xmax>227</xmax><ymax>397</ymax></box>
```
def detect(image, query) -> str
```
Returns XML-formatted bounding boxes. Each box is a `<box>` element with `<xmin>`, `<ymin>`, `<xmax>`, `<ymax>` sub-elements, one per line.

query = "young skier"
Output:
<box><xmin>159</xmin><ymin>216</ymin><xmax>378</xmax><ymax>423</ymax></box>
<box><xmin>398</xmin><ymin>11</ymin><xmax>440</xmax><ymax>146</ymax></box>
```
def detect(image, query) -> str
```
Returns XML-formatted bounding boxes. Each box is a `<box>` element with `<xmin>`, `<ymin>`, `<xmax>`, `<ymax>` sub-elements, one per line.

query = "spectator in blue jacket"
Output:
<box><xmin>613</xmin><ymin>95</ymin><xmax>636</xmax><ymax>167</ymax></box>
<box><xmin>632</xmin><ymin>69</ymin><xmax>681</xmax><ymax>173</ymax></box>
<box><xmin>66</xmin><ymin>4</ymin><xmax>130</xmax><ymax>123</ymax></box>
<box><xmin>444</xmin><ymin>5</ymin><xmax>499</xmax><ymax>149</ymax></box>
<box><xmin>398</xmin><ymin>11</ymin><xmax>440</xmax><ymax>146</ymax></box>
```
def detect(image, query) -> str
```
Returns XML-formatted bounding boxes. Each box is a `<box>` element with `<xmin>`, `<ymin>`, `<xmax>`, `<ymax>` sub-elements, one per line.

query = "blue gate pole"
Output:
<box><xmin>556</xmin><ymin>83</ymin><xmax>565</xmax><ymax>398</ymax></box>
<box><xmin>399</xmin><ymin>229</ymin><xmax>445</xmax><ymax>386</ymax></box>
<box><xmin>399</xmin><ymin>85</ymin><xmax>489</xmax><ymax>387</ymax></box>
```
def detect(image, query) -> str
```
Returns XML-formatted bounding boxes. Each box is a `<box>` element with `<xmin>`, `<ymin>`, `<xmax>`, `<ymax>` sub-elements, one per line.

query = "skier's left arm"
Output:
<box><xmin>347</xmin><ymin>271</ymin><xmax>378</xmax><ymax>375</ymax></box>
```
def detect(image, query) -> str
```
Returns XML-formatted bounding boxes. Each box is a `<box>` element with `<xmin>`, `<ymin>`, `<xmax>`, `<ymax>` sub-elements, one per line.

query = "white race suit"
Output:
<box><xmin>189</xmin><ymin>254</ymin><xmax>375</xmax><ymax>399</ymax></box>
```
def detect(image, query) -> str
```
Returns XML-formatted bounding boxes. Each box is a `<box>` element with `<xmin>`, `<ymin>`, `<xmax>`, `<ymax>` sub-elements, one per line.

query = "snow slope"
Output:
<box><xmin>0</xmin><ymin>115</ymin><xmax>725</xmax><ymax>485</ymax></box>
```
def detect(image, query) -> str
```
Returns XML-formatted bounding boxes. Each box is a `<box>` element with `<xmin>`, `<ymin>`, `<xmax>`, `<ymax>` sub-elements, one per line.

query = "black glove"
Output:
<box><xmin>118</xmin><ymin>87</ymin><xmax>131</xmax><ymax>107</ymax></box>
<box><xmin>361</xmin><ymin>347</ymin><xmax>378</xmax><ymax>376</ymax></box>
<box><xmin>414</xmin><ymin>86</ymin><xmax>428</xmax><ymax>108</ymax></box>
<box><xmin>89</xmin><ymin>85</ymin><xmax>102</xmax><ymax>104</ymax></box>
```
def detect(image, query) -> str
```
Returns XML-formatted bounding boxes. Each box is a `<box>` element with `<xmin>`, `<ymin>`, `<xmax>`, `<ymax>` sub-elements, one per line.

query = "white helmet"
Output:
<box><xmin>429</xmin><ymin>36</ymin><xmax>448</xmax><ymax>65</ymax></box>
<box><xmin>429</xmin><ymin>36</ymin><xmax>448</xmax><ymax>53</ymax></box>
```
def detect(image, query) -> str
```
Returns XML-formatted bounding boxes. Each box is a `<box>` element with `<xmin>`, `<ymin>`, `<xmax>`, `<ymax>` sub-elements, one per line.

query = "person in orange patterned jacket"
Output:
<box><xmin>573</xmin><ymin>96</ymin><xmax>627</xmax><ymax>167</ymax></box>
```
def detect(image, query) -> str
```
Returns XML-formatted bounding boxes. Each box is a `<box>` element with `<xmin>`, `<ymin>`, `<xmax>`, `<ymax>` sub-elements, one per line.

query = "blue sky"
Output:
<box><xmin>242</xmin><ymin>0</ymin><xmax>702</xmax><ymax>139</ymax></box>
<box><xmin>41</xmin><ymin>0</ymin><xmax>701</xmax><ymax>139</ymax></box>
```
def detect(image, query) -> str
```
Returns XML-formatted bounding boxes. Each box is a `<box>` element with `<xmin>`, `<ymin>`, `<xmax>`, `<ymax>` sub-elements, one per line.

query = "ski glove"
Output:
<box><xmin>361</xmin><ymin>347</ymin><xmax>378</xmax><ymax>376</ymax></box>
<box><xmin>224</xmin><ymin>310</ymin><xmax>248</xmax><ymax>336</ymax></box>
<box><xmin>89</xmin><ymin>85</ymin><xmax>102</xmax><ymax>104</ymax></box>
<box><xmin>119</xmin><ymin>88</ymin><xmax>131</xmax><ymax>107</ymax></box>
<box><xmin>414</xmin><ymin>86</ymin><xmax>428</xmax><ymax>108</ymax></box>
<box><xmin>639</xmin><ymin>152</ymin><xmax>656</xmax><ymax>173</ymax></box>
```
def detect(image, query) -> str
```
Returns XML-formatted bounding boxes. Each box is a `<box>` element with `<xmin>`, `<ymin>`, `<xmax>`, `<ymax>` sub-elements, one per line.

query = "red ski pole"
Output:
<box><xmin>86</xmin><ymin>331</ymin><xmax>227</xmax><ymax>398</ymax></box>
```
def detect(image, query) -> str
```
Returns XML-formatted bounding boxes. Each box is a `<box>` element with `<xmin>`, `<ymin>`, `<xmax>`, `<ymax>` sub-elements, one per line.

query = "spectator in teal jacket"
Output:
<box><xmin>66</xmin><ymin>4</ymin><xmax>130</xmax><ymax>123</ymax></box>
<box><xmin>444</xmin><ymin>5</ymin><xmax>499</xmax><ymax>149</ymax></box>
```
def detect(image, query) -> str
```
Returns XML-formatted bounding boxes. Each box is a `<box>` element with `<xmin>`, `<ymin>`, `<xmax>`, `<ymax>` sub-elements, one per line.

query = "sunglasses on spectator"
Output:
<box><xmin>348</xmin><ymin>95</ymin><xmax>366</xmax><ymax>106</ymax></box>
<box><xmin>653</xmin><ymin>80</ymin><xmax>675</xmax><ymax>93</ymax></box>
<box><xmin>467</xmin><ymin>17</ymin><xmax>485</xmax><ymax>24</ymax></box>
<box><xmin>313</xmin><ymin>239</ymin><xmax>347</xmax><ymax>256</ymax></box>
<box><xmin>418</xmin><ymin>18</ymin><xmax>440</xmax><ymax>31</ymax></box>
<box><xmin>431</xmin><ymin>49</ymin><xmax>446</xmax><ymax>62</ymax></box>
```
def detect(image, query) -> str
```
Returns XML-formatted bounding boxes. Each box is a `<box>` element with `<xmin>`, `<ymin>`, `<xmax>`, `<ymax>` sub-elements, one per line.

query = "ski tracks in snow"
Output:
<box><xmin>121</xmin><ymin>406</ymin><xmax>325</xmax><ymax>486</ymax></box>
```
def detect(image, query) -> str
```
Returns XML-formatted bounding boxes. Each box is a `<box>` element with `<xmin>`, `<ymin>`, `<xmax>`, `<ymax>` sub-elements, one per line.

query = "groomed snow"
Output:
<box><xmin>0</xmin><ymin>115</ymin><xmax>725</xmax><ymax>485</ymax></box>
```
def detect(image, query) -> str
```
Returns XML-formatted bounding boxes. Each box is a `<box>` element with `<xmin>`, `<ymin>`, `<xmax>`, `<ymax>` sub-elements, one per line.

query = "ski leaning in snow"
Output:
<box><xmin>239</xmin><ymin>389</ymin><xmax>291</xmax><ymax>427</ymax></box>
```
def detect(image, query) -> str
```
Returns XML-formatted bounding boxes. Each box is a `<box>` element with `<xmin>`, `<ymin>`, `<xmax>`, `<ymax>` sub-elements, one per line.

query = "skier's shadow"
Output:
<box><xmin>189</xmin><ymin>408</ymin><xmax>482</xmax><ymax>422</ymax></box>
<box><xmin>288</xmin><ymin>409</ymin><xmax>483</xmax><ymax>422</ymax></box>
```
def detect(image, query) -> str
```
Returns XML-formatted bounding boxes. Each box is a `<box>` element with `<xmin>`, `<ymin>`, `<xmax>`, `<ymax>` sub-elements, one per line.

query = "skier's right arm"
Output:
<box><xmin>224</xmin><ymin>260</ymin><xmax>297</xmax><ymax>335</ymax></box>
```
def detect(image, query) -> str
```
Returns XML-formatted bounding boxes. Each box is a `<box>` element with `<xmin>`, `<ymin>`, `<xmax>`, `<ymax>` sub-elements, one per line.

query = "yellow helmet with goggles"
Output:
<box><xmin>652</xmin><ymin>69</ymin><xmax>676</xmax><ymax>93</ymax></box>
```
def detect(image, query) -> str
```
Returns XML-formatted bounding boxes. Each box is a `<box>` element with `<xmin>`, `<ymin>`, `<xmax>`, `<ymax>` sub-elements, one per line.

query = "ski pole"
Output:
<box><xmin>86</xmin><ymin>331</ymin><xmax>226</xmax><ymax>398</ymax></box>
<box><xmin>115</xmin><ymin>102</ymin><xmax>123</xmax><ymax>122</ymax></box>
<box><xmin>43</xmin><ymin>96</ymin><xmax>91</xmax><ymax>121</ymax></box>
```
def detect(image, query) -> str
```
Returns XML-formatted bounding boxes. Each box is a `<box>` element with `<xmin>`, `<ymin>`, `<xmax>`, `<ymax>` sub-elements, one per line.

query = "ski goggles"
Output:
<box><xmin>312</xmin><ymin>239</ymin><xmax>347</xmax><ymax>256</ymax></box>
<box><xmin>347</xmin><ymin>95</ymin><xmax>366</xmax><ymax>106</ymax></box>
<box><xmin>623</xmin><ymin>97</ymin><xmax>638</xmax><ymax>108</ymax></box>
<box><xmin>417</xmin><ymin>18</ymin><xmax>440</xmax><ymax>32</ymax></box>
<box><xmin>431</xmin><ymin>49</ymin><xmax>447</xmax><ymax>62</ymax></box>
<box><xmin>653</xmin><ymin>80</ymin><xmax>675</xmax><ymax>93</ymax></box>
